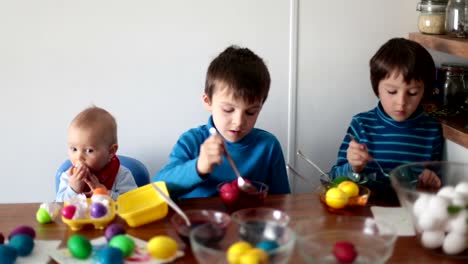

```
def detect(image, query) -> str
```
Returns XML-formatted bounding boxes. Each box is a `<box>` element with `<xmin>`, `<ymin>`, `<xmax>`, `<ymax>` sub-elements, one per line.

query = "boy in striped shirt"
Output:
<box><xmin>329</xmin><ymin>38</ymin><xmax>443</xmax><ymax>201</ymax></box>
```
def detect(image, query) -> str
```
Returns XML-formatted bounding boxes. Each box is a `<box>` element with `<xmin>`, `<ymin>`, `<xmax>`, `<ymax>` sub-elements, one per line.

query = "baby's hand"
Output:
<box><xmin>84</xmin><ymin>174</ymin><xmax>107</xmax><ymax>193</ymax></box>
<box><xmin>418</xmin><ymin>169</ymin><xmax>441</xmax><ymax>188</ymax></box>
<box><xmin>197</xmin><ymin>134</ymin><xmax>225</xmax><ymax>175</ymax></box>
<box><xmin>346</xmin><ymin>140</ymin><xmax>372</xmax><ymax>173</ymax></box>
<box><xmin>68</xmin><ymin>163</ymin><xmax>89</xmax><ymax>193</ymax></box>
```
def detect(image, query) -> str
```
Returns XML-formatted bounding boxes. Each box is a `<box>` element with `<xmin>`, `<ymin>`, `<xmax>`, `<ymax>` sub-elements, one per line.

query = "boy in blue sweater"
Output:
<box><xmin>329</xmin><ymin>38</ymin><xmax>443</xmax><ymax>200</ymax></box>
<box><xmin>154</xmin><ymin>46</ymin><xmax>291</xmax><ymax>199</ymax></box>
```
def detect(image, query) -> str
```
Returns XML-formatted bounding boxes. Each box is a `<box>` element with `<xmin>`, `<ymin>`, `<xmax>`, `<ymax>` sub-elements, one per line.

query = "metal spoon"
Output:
<box><xmin>152</xmin><ymin>182</ymin><xmax>191</xmax><ymax>226</ymax></box>
<box><xmin>297</xmin><ymin>150</ymin><xmax>333</xmax><ymax>184</ymax></box>
<box><xmin>209</xmin><ymin>127</ymin><xmax>257</xmax><ymax>193</ymax></box>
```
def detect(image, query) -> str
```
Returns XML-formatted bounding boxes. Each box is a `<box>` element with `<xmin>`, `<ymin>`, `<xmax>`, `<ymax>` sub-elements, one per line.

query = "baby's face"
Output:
<box><xmin>378</xmin><ymin>71</ymin><xmax>424</xmax><ymax>122</ymax></box>
<box><xmin>204</xmin><ymin>86</ymin><xmax>263</xmax><ymax>143</ymax></box>
<box><xmin>67</xmin><ymin>126</ymin><xmax>114</xmax><ymax>172</ymax></box>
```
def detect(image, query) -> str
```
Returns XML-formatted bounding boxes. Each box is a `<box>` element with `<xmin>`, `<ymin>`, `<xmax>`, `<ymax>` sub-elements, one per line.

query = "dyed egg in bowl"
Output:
<box><xmin>318</xmin><ymin>180</ymin><xmax>371</xmax><ymax>212</ymax></box>
<box><xmin>170</xmin><ymin>209</ymin><xmax>231</xmax><ymax>242</ymax></box>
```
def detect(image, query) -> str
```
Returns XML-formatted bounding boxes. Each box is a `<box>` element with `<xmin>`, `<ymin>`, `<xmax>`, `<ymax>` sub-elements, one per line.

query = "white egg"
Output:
<box><xmin>437</xmin><ymin>186</ymin><xmax>455</xmax><ymax>200</ymax></box>
<box><xmin>446</xmin><ymin>211</ymin><xmax>467</xmax><ymax>234</ymax></box>
<box><xmin>427</xmin><ymin>196</ymin><xmax>450</xmax><ymax>221</ymax></box>
<box><xmin>91</xmin><ymin>194</ymin><xmax>110</xmax><ymax>207</ymax></box>
<box><xmin>442</xmin><ymin>231</ymin><xmax>467</xmax><ymax>255</ymax></box>
<box><xmin>454</xmin><ymin>182</ymin><xmax>468</xmax><ymax>197</ymax></box>
<box><xmin>418</xmin><ymin>211</ymin><xmax>444</xmax><ymax>231</ymax></box>
<box><xmin>451</xmin><ymin>192</ymin><xmax>468</xmax><ymax>207</ymax></box>
<box><xmin>413</xmin><ymin>194</ymin><xmax>431</xmax><ymax>217</ymax></box>
<box><xmin>421</xmin><ymin>230</ymin><xmax>445</xmax><ymax>249</ymax></box>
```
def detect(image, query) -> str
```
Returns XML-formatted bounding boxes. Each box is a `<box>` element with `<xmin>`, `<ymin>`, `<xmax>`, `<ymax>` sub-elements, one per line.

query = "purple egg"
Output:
<box><xmin>8</xmin><ymin>226</ymin><xmax>36</xmax><ymax>240</ymax></box>
<box><xmin>105</xmin><ymin>224</ymin><xmax>126</xmax><ymax>241</ymax></box>
<box><xmin>0</xmin><ymin>232</ymin><xmax>4</xmax><ymax>244</ymax></box>
<box><xmin>90</xmin><ymin>203</ymin><xmax>108</xmax><ymax>218</ymax></box>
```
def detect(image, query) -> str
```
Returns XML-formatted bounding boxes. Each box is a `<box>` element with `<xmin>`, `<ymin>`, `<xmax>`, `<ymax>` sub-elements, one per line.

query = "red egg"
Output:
<box><xmin>0</xmin><ymin>232</ymin><xmax>4</xmax><ymax>244</ymax></box>
<box><xmin>62</xmin><ymin>205</ymin><xmax>77</xmax><ymax>220</ymax></box>
<box><xmin>333</xmin><ymin>241</ymin><xmax>357</xmax><ymax>263</ymax></box>
<box><xmin>219</xmin><ymin>182</ymin><xmax>240</xmax><ymax>205</ymax></box>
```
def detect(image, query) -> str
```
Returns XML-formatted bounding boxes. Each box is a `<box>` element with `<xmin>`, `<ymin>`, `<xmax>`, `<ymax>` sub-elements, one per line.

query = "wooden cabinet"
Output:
<box><xmin>409</xmin><ymin>32</ymin><xmax>468</xmax><ymax>148</ymax></box>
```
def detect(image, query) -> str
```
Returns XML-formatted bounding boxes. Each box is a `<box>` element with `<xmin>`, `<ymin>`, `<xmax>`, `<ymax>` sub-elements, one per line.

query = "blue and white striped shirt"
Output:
<box><xmin>329</xmin><ymin>102</ymin><xmax>443</xmax><ymax>184</ymax></box>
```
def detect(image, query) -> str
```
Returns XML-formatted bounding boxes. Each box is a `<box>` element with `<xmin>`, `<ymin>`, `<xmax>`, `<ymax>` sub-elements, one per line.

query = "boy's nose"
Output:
<box><xmin>396</xmin><ymin>93</ymin><xmax>408</xmax><ymax>106</ymax></box>
<box><xmin>232</xmin><ymin>112</ymin><xmax>245</xmax><ymax>126</ymax></box>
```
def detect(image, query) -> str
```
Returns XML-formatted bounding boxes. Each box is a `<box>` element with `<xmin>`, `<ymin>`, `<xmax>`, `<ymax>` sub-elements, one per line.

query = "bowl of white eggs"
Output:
<box><xmin>390</xmin><ymin>161</ymin><xmax>468</xmax><ymax>258</ymax></box>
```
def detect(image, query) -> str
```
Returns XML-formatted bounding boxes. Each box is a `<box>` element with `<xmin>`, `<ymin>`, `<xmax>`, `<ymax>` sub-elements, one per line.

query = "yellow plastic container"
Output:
<box><xmin>117</xmin><ymin>181</ymin><xmax>169</xmax><ymax>227</ymax></box>
<box><xmin>62</xmin><ymin>181</ymin><xmax>169</xmax><ymax>230</ymax></box>
<box><xmin>62</xmin><ymin>198</ymin><xmax>116</xmax><ymax>231</ymax></box>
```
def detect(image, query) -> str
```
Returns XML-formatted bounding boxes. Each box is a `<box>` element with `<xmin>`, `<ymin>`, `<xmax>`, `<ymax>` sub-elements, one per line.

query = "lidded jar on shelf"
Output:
<box><xmin>417</xmin><ymin>0</ymin><xmax>448</xmax><ymax>34</ymax></box>
<box><xmin>445</xmin><ymin>0</ymin><xmax>468</xmax><ymax>37</ymax></box>
<box><xmin>441</xmin><ymin>63</ymin><xmax>467</xmax><ymax>110</ymax></box>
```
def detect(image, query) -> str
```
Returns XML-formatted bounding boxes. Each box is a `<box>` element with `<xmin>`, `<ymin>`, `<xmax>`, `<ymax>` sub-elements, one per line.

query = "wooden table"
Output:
<box><xmin>0</xmin><ymin>193</ymin><xmax>466</xmax><ymax>263</ymax></box>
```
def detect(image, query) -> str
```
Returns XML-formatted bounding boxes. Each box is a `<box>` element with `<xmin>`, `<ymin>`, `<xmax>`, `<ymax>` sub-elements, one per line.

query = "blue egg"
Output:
<box><xmin>8</xmin><ymin>234</ymin><xmax>34</xmax><ymax>256</ymax></box>
<box><xmin>0</xmin><ymin>245</ymin><xmax>17</xmax><ymax>264</ymax></box>
<box><xmin>96</xmin><ymin>246</ymin><xmax>124</xmax><ymax>264</ymax></box>
<box><xmin>256</xmin><ymin>240</ymin><xmax>279</xmax><ymax>252</ymax></box>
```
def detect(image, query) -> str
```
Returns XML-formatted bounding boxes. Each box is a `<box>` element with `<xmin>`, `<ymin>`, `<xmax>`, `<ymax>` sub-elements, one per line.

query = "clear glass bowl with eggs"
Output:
<box><xmin>390</xmin><ymin>161</ymin><xmax>468</xmax><ymax>257</ymax></box>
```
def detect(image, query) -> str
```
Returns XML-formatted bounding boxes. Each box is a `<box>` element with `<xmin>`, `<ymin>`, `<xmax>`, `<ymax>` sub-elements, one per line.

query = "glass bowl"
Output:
<box><xmin>217</xmin><ymin>180</ymin><xmax>268</xmax><ymax>212</ymax></box>
<box><xmin>390</xmin><ymin>161</ymin><xmax>468</xmax><ymax>257</ymax></box>
<box><xmin>231</xmin><ymin>207</ymin><xmax>290</xmax><ymax>227</ymax></box>
<box><xmin>297</xmin><ymin>217</ymin><xmax>397</xmax><ymax>264</ymax></box>
<box><xmin>190</xmin><ymin>222</ymin><xmax>295</xmax><ymax>264</ymax></box>
<box><xmin>170</xmin><ymin>209</ymin><xmax>231</xmax><ymax>242</ymax></box>
<box><xmin>317</xmin><ymin>181</ymin><xmax>371</xmax><ymax>213</ymax></box>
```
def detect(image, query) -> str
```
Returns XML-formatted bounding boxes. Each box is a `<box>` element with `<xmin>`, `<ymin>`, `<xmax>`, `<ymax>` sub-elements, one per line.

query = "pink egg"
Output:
<box><xmin>0</xmin><ymin>232</ymin><xmax>4</xmax><ymax>244</ymax></box>
<box><xmin>62</xmin><ymin>205</ymin><xmax>77</xmax><ymax>220</ymax></box>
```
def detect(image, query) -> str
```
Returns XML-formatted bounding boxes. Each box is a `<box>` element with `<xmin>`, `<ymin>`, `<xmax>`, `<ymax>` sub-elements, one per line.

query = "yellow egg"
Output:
<box><xmin>147</xmin><ymin>236</ymin><xmax>178</xmax><ymax>260</ymax></box>
<box><xmin>239</xmin><ymin>248</ymin><xmax>268</xmax><ymax>264</ymax></box>
<box><xmin>337</xmin><ymin>181</ymin><xmax>359</xmax><ymax>198</ymax></box>
<box><xmin>325</xmin><ymin>187</ymin><xmax>348</xmax><ymax>209</ymax></box>
<box><xmin>227</xmin><ymin>241</ymin><xmax>252</xmax><ymax>264</ymax></box>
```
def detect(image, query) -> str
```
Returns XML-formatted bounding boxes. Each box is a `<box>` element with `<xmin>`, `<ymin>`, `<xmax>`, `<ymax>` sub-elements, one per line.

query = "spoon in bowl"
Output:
<box><xmin>209</xmin><ymin>127</ymin><xmax>257</xmax><ymax>193</ymax></box>
<box><xmin>297</xmin><ymin>150</ymin><xmax>333</xmax><ymax>184</ymax></box>
<box><xmin>152</xmin><ymin>182</ymin><xmax>191</xmax><ymax>226</ymax></box>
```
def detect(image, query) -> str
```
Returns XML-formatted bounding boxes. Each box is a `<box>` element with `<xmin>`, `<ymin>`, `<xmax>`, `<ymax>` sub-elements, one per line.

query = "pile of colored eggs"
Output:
<box><xmin>226</xmin><ymin>240</ymin><xmax>279</xmax><ymax>264</ymax></box>
<box><xmin>0</xmin><ymin>225</ymin><xmax>36</xmax><ymax>263</ymax></box>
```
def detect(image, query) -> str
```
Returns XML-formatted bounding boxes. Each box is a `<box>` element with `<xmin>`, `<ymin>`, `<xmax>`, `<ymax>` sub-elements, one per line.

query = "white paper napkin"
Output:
<box><xmin>16</xmin><ymin>240</ymin><xmax>62</xmax><ymax>264</ymax></box>
<box><xmin>371</xmin><ymin>206</ymin><xmax>415</xmax><ymax>236</ymax></box>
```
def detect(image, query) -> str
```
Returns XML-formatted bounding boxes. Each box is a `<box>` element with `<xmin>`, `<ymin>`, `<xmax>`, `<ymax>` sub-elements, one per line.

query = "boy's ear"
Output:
<box><xmin>202</xmin><ymin>93</ymin><xmax>212</xmax><ymax>111</ymax></box>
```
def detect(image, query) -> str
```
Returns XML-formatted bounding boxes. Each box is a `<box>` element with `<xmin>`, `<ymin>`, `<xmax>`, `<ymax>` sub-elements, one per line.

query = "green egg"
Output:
<box><xmin>67</xmin><ymin>235</ymin><xmax>92</xmax><ymax>259</ymax></box>
<box><xmin>332</xmin><ymin>176</ymin><xmax>349</xmax><ymax>185</ymax></box>
<box><xmin>9</xmin><ymin>234</ymin><xmax>34</xmax><ymax>256</ymax></box>
<box><xmin>109</xmin><ymin>235</ymin><xmax>135</xmax><ymax>258</ymax></box>
<box><xmin>36</xmin><ymin>208</ymin><xmax>52</xmax><ymax>224</ymax></box>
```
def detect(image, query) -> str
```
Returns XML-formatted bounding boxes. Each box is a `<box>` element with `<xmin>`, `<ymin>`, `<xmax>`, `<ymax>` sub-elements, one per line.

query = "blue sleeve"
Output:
<box><xmin>430</xmin><ymin>124</ymin><xmax>444</xmax><ymax>161</ymax></box>
<box><xmin>329</xmin><ymin>118</ymin><xmax>362</xmax><ymax>179</ymax></box>
<box><xmin>266</xmin><ymin>139</ymin><xmax>291</xmax><ymax>194</ymax></box>
<box><xmin>55</xmin><ymin>171</ymin><xmax>79</xmax><ymax>202</ymax></box>
<box><xmin>153</xmin><ymin>130</ymin><xmax>206</xmax><ymax>199</ymax></box>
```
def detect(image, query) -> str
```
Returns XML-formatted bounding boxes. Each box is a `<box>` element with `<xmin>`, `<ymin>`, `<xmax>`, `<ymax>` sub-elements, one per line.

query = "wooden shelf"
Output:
<box><xmin>409</xmin><ymin>32</ymin><xmax>468</xmax><ymax>59</ymax></box>
<box><xmin>409</xmin><ymin>32</ymin><xmax>468</xmax><ymax>148</ymax></box>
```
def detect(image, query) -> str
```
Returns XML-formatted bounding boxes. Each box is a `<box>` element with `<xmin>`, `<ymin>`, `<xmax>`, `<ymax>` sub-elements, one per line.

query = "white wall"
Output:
<box><xmin>0</xmin><ymin>0</ymin><xmax>290</xmax><ymax>202</ymax></box>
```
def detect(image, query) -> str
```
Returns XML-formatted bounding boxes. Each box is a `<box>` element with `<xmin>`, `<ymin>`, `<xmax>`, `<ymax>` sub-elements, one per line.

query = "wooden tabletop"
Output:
<box><xmin>0</xmin><ymin>193</ymin><xmax>466</xmax><ymax>263</ymax></box>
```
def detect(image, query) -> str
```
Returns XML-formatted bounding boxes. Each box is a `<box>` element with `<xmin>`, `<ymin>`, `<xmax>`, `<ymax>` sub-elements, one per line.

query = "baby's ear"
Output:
<box><xmin>109</xmin><ymin>144</ymin><xmax>118</xmax><ymax>156</ymax></box>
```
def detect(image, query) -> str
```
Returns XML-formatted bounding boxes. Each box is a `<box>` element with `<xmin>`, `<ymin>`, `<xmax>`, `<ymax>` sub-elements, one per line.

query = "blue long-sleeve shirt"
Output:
<box><xmin>154</xmin><ymin>116</ymin><xmax>291</xmax><ymax>199</ymax></box>
<box><xmin>329</xmin><ymin>102</ymin><xmax>443</xmax><ymax>186</ymax></box>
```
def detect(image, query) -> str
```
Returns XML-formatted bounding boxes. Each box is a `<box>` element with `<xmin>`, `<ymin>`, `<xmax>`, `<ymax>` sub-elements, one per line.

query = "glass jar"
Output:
<box><xmin>445</xmin><ymin>0</ymin><xmax>468</xmax><ymax>38</ymax></box>
<box><xmin>441</xmin><ymin>64</ymin><xmax>466</xmax><ymax>111</ymax></box>
<box><xmin>417</xmin><ymin>0</ymin><xmax>448</xmax><ymax>34</ymax></box>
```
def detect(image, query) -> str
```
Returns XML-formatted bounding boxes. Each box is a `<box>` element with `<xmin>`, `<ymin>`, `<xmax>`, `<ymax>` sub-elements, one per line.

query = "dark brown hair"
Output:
<box><xmin>370</xmin><ymin>38</ymin><xmax>435</xmax><ymax>100</ymax></box>
<box><xmin>205</xmin><ymin>45</ymin><xmax>270</xmax><ymax>104</ymax></box>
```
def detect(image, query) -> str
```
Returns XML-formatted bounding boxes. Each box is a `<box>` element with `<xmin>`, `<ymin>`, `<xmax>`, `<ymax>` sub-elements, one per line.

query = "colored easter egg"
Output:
<box><xmin>93</xmin><ymin>187</ymin><xmax>108</xmax><ymax>196</ymax></box>
<box><xmin>109</xmin><ymin>235</ymin><xmax>135</xmax><ymax>258</ymax></box>
<box><xmin>90</xmin><ymin>202</ymin><xmax>108</xmax><ymax>218</ymax></box>
<box><xmin>256</xmin><ymin>240</ymin><xmax>279</xmax><ymax>252</ymax></box>
<box><xmin>147</xmin><ymin>236</ymin><xmax>178</xmax><ymax>260</ymax></box>
<box><xmin>62</xmin><ymin>205</ymin><xmax>77</xmax><ymax>220</ymax></box>
<box><xmin>36</xmin><ymin>207</ymin><xmax>52</xmax><ymax>224</ymax></box>
<box><xmin>8</xmin><ymin>225</ymin><xmax>36</xmax><ymax>240</ymax></box>
<box><xmin>67</xmin><ymin>235</ymin><xmax>92</xmax><ymax>259</ymax></box>
<box><xmin>0</xmin><ymin>245</ymin><xmax>18</xmax><ymax>264</ymax></box>
<box><xmin>0</xmin><ymin>232</ymin><xmax>4</xmax><ymax>244</ymax></box>
<box><xmin>96</xmin><ymin>246</ymin><xmax>124</xmax><ymax>264</ymax></box>
<box><xmin>9</xmin><ymin>234</ymin><xmax>34</xmax><ymax>256</ymax></box>
<box><xmin>105</xmin><ymin>224</ymin><xmax>126</xmax><ymax>241</ymax></box>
